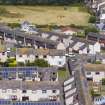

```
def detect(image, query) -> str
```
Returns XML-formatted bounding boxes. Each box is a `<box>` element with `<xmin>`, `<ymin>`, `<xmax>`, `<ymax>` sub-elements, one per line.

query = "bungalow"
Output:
<box><xmin>52</xmin><ymin>27</ymin><xmax>83</xmax><ymax>36</ymax></box>
<box><xmin>21</xmin><ymin>21</ymin><xmax>38</xmax><ymax>34</ymax></box>
<box><xmin>60</xmin><ymin>27</ymin><xmax>79</xmax><ymax>35</ymax></box>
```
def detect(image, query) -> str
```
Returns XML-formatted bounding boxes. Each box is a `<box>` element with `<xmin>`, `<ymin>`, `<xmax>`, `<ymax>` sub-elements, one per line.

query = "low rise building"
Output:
<box><xmin>0</xmin><ymin>67</ymin><xmax>58</xmax><ymax>81</ymax></box>
<box><xmin>84</xmin><ymin>63</ymin><xmax>105</xmax><ymax>82</ymax></box>
<box><xmin>68</xmin><ymin>37</ymin><xmax>101</xmax><ymax>55</ymax></box>
<box><xmin>21</xmin><ymin>21</ymin><xmax>38</xmax><ymax>34</ymax></box>
<box><xmin>16</xmin><ymin>48</ymin><xmax>66</xmax><ymax>67</ymax></box>
<box><xmin>0</xmin><ymin>80</ymin><xmax>60</xmax><ymax>102</ymax></box>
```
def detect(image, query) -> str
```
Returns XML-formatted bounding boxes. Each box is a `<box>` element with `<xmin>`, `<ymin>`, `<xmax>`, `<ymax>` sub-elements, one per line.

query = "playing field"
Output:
<box><xmin>0</xmin><ymin>5</ymin><xmax>90</xmax><ymax>26</ymax></box>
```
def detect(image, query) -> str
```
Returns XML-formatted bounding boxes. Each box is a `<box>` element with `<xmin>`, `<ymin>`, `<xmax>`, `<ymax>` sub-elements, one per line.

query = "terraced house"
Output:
<box><xmin>16</xmin><ymin>48</ymin><xmax>66</xmax><ymax>67</ymax></box>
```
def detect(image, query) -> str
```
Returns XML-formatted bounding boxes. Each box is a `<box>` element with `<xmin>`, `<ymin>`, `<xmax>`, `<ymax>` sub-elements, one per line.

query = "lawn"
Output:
<box><xmin>58</xmin><ymin>68</ymin><xmax>70</xmax><ymax>80</ymax></box>
<box><xmin>0</xmin><ymin>5</ymin><xmax>90</xmax><ymax>26</ymax></box>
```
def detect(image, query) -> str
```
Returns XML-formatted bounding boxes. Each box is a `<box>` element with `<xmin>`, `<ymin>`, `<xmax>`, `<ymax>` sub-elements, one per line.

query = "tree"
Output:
<box><xmin>90</xmin><ymin>89</ymin><xmax>100</xmax><ymax>100</ymax></box>
<box><xmin>17</xmin><ymin>62</ymin><xmax>25</xmax><ymax>66</ymax></box>
<box><xmin>88</xmin><ymin>16</ymin><xmax>96</xmax><ymax>23</ymax></box>
<box><xmin>26</xmin><ymin>61</ymin><xmax>34</xmax><ymax>66</ymax></box>
<box><xmin>84</xmin><ymin>26</ymin><xmax>99</xmax><ymax>35</ymax></box>
<box><xmin>0</xmin><ymin>0</ymin><xmax>84</xmax><ymax>5</ymax></box>
<box><xmin>34</xmin><ymin>59</ymin><xmax>49</xmax><ymax>67</ymax></box>
<box><xmin>102</xmin><ymin>78</ymin><xmax>105</xmax><ymax>85</ymax></box>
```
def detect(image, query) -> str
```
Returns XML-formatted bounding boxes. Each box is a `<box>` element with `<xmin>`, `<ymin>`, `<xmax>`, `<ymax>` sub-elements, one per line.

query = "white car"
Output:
<box><xmin>65</xmin><ymin>53</ymin><xmax>75</xmax><ymax>57</ymax></box>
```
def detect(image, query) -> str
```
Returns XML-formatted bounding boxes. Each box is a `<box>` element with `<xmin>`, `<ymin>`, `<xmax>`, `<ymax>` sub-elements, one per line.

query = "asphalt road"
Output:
<box><xmin>67</xmin><ymin>54</ymin><xmax>93</xmax><ymax>105</ymax></box>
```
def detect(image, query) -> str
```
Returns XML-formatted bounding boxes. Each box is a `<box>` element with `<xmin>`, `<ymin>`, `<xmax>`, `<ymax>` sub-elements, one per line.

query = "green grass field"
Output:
<box><xmin>0</xmin><ymin>5</ymin><xmax>91</xmax><ymax>26</ymax></box>
<box><xmin>58</xmin><ymin>68</ymin><xmax>70</xmax><ymax>81</ymax></box>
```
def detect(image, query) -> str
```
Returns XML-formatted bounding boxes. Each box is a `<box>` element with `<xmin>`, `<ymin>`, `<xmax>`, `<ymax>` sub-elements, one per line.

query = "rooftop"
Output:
<box><xmin>87</xmin><ymin>32</ymin><xmax>105</xmax><ymax>40</ymax></box>
<box><xmin>84</xmin><ymin>63</ymin><xmax>105</xmax><ymax>71</ymax></box>
<box><xmin>0</xmin><ymin>66</ymin><xmax>58</xmax><ymax>72</ymax></box>
<box><xmin>0</xmin><ymin>100</ymin><xmax>61</xmax><ymax>105</ymax></box>
<box><xmin>0</xmin><ymin>80</ymin><xmax>60</xmax><ymax>90</ymax></box>
<box><xmin>17</xmin><ymin>48</ymin><xmax>66</xmax><ymax>56</ymax></box>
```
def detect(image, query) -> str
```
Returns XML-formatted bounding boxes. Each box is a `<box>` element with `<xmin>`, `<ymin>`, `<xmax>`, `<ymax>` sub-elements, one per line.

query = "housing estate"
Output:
<box><xmin>0</xmin><ymin>66</ymin><xmax>62</xmax><ymax>103</ymax></box>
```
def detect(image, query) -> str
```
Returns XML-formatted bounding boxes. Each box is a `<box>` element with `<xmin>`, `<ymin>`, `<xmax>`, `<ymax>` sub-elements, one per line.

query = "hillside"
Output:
<box><xmin>0</xmin><ymin>5</ymin><xmax>90</xmax><ymax>26</ymax></box>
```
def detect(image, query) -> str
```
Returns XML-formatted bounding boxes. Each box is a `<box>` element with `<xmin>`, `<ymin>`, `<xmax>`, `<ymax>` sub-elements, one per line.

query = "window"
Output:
<box><xmin>95</xmin><ymin>72</ymin><xmax>100</xmax><ymax>75</ymax></box>
<box><xmin>2</xmin><ymin>52</ymin><xmax>5</xmax><ymax>55</ymax></box>
<box><xmin>36</xmin><ymin>55</ymin><xmax>39</xmax><ymax>58</ymax></box>
<box><xmin>43</xmin><ymin>55</ymin><xmax>47</xmax><ymax>58</ymax></box>
<box><xmin>58</xmin><ymin>61</ymin><xmax>62</xmax><ymax>65</ymax></box>
<box><xmin>22</xmin><ymin>90</ymin><xmax>27</xmax><ymax>93</ymax></box>
<box><xmin>11</xmin><ymin>95</ymin><xmax>17</xmax><ymax>100</ymax></box>
<box><xmin>19</xmin><ymin>55</ymin><xmax>22</xmax><ymax>57</ymax></box>
<box><xmin>51</xmin><ymin>56</ymin><xmax>55</xmax><ymax>59</ymax></box>
<box><xmin>52</xmin><ymin>90</ymin><xmax>56</xmax><ymax>93</ymax></box>
<box><xmin>87</xmin><ymin>72</ymin><xmax>91</xmax><ymax>75</ymax></box>
<box><xmin>42</xmin><ymin>90</ymin><xmax>47</xmax><ymax>93</ymax></box>
<box><xmin>32</xmin><ymin>91</ymin><xmax>37</xmax><ymax>94</ymax></box>
<box><xmin>53</xmin><ymin>72</ymin><xmax>56</xmax><ymax>75</ymax></box>
<box><xmin>59</xmin><ymin>56</ymin><xmax>63</xmax><ymax>58</ymax></box>
<box><xmin>2</xmin><ymin>90</ymin><xmax>6</xmax><ymax>93</ymax></box>
<box><xmin>12</xmin><ymin>90</ymin><xmax>17</xmax><ymax>93</ymax></box>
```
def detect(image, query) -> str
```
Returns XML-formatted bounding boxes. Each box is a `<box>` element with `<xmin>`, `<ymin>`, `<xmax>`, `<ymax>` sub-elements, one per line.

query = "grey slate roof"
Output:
<box><xmin>87</xmin><ymin>32</ymin><xmax>105</xmax><ymax>40</ymax></box>
<box><xmin>0</xmin><ymin>66</ymin><xmax>58</xmax><ymax>72</ymax></box>
<box><xmin>0</xmin><ymin>26</ymin><xmax>58</xmax><ymax>46</ymax></box>
<box><xmin>0</xmin><ymin>80</ymin><xmax>60</xmax><ymax>90</ymax></box>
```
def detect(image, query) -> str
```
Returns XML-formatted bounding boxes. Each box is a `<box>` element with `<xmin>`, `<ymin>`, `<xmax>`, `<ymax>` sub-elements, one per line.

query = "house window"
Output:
<box><xmin>53</xmin><ymin>72</ymin><xmax>56</xmax><ymax>75</ymax></box>
<box><xmin>95</xmin><ymin>72</ymin><xmax>100</xmax><ymax>75</ymax></box>
<box><xmin>87</xmin><ymin>72</ymin><xmax>91</xmax><ymax>75</ymax></box>
<box><xmin>22</xmin><ymin>90</ymin><xmax>27</xmax><ymax>93</ymax></box>
<box><xmin>12</xmin><ymin>90</ymin><xmax>17</xmax><ymax>93</ymax></box>
<box><xmin>59</xmin><ymin>56</ymin><xmax>63</xmax><ymax>58</ymax></box>
<box><xmin>36</xmin><ymin>55</ymin><xmax>39</xmax><ymax>58</ymax></box>
<box><xmin>42</xmin><ymin>90</ymin><xmax>47</xmax><ymax>94</ymax></box>
<box><xmin>19</xmin><ymin>55</ymin><xmax>22</xmax><ymax>57</ymax></box>
<box><xmin>2</xmin><ymin>90</ymin><xmax>6</xmax><ymax>93</ymax></box>
<box><xmin>2</xmin><ymin>52</ymin><xmax>5</xmax><ymax>55</ymax></box>
<box><xmin>58</xmin><ymin>61</ymin><xmax>62</xmax><ymax>65</ymax></box>
<box><xmin>43</xmin><ymin>55</ymin><xmax>47</xmax><ymax>58</ymax></box>
<box><xmin>51</xmin><ymin>56</ymin><xmax>55</xmax><ymax>59</ymax></box>
<box><xmin>32</xmin><ymin>91</ymin><xmax>37</xmax><ymax>94</ymax></box>
<box><xmin>52</xmin><ymin>90</ymin><xmax>56</xmax><ymax>93</ymax></box>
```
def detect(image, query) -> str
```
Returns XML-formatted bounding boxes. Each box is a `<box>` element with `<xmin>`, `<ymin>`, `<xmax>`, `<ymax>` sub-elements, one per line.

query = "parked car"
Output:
<box><xmin>65</xmin><ymin>53</ymin><xmax>75</xmax><ymax>57</ymax></box>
